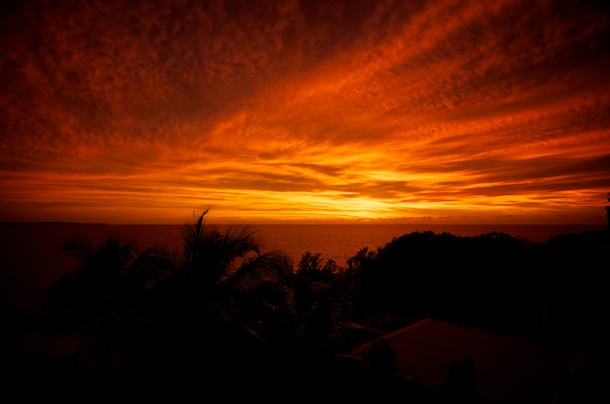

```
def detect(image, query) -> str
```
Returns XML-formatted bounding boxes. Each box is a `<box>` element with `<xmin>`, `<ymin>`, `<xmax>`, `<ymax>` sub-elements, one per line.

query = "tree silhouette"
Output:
<box><xmin>28</xmin><ymin>210</ymin><xmax>610</xmax><ymax>400</ymax></box>
<box><xmin>43</xmin><ymin>236</ymin><xmax>139</xmax><ymax>369</ymax></box>
<box><xmin>178</xmin><ymin>208</ymin><xmax>292</xmax><ymax>335</ymax></box>
<box><xmin>41</xmin><ymin>209</ymin><xmax>298</xmax><ymax>390</ymax></box>
<box><xmin>167</xmin><ymin>208</ymin><xmax>297</xmax><ymax>388</ymax></box>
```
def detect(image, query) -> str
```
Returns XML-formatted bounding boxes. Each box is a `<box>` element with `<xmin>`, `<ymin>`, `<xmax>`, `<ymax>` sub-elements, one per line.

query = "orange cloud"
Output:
<box><xmin>1</xmin><ymin>0</ymin><xmax>609</xmax><ymax>224</ymax></box>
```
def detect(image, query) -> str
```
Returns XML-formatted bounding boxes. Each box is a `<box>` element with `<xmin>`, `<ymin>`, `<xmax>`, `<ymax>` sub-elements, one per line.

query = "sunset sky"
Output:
<box><xmin>1</xmin><ymin>0</ymin><xmax>609</xmax><ymax>225</ymax></box>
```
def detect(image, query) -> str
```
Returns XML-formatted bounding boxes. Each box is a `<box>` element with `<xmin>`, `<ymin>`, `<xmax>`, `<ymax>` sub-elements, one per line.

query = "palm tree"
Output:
<box><xmin>43</xmin><ymin>235</ymin><xmax>183</xmax><ymax>373</ymax></box>
<box><xmin>179</xmin><ymin>209</ymin><xmax>293</xmax><ymax>337</ymax></box>
<box><xmin>43</xmin><ymin>236</ymin><xmax>139</xmax><ymax>369</ymax></box>
<box><xmin>172</xmin><ymin>209</ymin><xmax>297</xmax><ymax>383</ymax></box>
<box><xmin>42</xmin><ymin>209</ymin><xmax>297</xmax><ymax>387</ymax></box>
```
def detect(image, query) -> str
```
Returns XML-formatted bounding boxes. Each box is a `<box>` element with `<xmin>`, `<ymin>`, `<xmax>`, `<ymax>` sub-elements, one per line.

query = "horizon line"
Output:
<box><xmin>2</xmin><ymin>221</ymin><xmax>606</xmax><ymax>227</ymax></box>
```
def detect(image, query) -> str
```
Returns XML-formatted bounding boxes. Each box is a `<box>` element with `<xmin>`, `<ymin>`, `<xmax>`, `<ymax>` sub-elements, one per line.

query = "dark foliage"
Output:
<box><xmin>6</xmin><ymin>212</ymin><xmax>608</xmax><ymax>400</ymax></box>
<box><xmin>341</xmin><ymin>230</ymin><xmax>610</xmax><ymax>346</ymax></box>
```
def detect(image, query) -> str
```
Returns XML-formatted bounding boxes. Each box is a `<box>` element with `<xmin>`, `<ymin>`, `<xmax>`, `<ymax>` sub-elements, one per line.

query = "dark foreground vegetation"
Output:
<box><xmin>2</xmin><ymin>210</ymin><xmax>609</xmax><ymax>401</ymax></box>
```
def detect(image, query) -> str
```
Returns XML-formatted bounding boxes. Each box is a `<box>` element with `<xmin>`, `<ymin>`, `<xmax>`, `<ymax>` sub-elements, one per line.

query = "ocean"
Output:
<box><xmin>0</xmin><ymin>223</ymin><xmax>606</xmax><ymax>327</ymax></box>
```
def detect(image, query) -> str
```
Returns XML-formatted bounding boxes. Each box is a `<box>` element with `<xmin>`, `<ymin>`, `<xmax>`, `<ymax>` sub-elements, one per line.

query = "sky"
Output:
<box><xmin>1</xmin><ymin>0</ymin><xmax>609</xmax><ymax>225</ymax></box>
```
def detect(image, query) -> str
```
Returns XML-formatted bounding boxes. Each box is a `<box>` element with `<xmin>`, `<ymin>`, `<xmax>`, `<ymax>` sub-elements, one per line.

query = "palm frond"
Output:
<box><xmin>59</xmin><ymin>236</ymin><xmax>94</xmax><ymax>259</ymax></box>
<box><xmin>222</xmin><ymin>224</ymin><xmax>261</xmax><ymax>257</ymax></box>
<box><xmin>220</xmin><ymin>250</ymin><xmax>292</xmax><ymax>294</ymax></box>
<box><xmin>130</xmin><ymin>244</ymin><xmax>179</xmax><ymax>290</ymax></box>
<box><xmin>180</xmin><ymin>208</ymin><xmax>209</xmax><ymax>259</ymax></box>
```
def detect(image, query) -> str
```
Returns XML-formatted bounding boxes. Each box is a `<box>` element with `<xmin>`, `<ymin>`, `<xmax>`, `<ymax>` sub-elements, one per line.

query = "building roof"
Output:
<box><xmin>348</xmin><ymin>318</ymin><xmax>609</xmax><ymax>403</ymax></box>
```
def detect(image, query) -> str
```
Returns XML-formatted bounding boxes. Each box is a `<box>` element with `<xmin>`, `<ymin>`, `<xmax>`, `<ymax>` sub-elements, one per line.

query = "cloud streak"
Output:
<box><xmin>1</xmin><ymin>0</ymin><xmax>609</xmax><ymax>224</ymax></box>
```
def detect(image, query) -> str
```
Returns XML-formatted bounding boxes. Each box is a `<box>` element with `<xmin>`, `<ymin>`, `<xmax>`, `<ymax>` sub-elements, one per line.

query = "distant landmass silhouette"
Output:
<box><xmin>0</xmin><ymin>221</ymin><xmax>108</xmax><ymax>226</ymax></box>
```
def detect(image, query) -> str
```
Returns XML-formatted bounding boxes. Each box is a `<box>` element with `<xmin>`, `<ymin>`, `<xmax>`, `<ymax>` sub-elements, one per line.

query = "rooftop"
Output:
<box><xmin>348</xmin><ymin>318</ymin><xmax>609</xmax><ymax>403</ymax></box>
